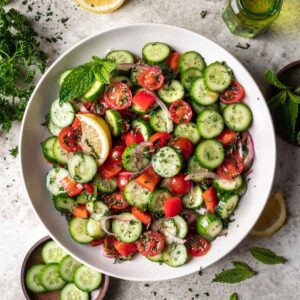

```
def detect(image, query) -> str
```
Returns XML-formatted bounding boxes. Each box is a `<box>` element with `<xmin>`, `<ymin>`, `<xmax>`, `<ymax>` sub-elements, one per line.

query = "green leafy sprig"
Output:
<box><xmin>249</xmin><ymin>247</ymin><xmax>287</xmax><ymax>265</ymax></box>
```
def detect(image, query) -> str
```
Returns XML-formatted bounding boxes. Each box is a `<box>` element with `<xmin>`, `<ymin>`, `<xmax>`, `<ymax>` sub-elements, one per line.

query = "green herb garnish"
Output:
<box><xmin>249</xmin><ymin>247</ymin><xmax>287</xmax><ymax>265</ymax></box>
<box><xmin>9</xmin><ymin>146</ymin><xmax>18</xmax><ymax>158</ymax></box>
<box><xmin>229</xmin><ymin>293</ymin><xmax>238</xmax><ymax>300</ymax></box>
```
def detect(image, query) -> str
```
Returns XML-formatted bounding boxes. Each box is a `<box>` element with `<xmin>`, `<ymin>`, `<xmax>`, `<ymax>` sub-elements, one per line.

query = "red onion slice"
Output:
<box><xmin>181</xmin><ymin>209</ymin><xmax>198</xmax><ymax>224</ymax></box>
<box><xmin>243</xmin><ymin>133</ymin><xmax>255</xmax><ymax>169</ymax></box>
<box><xmin>164</xmin><ymin>232</ymin><xmax>186</xmax><ymax>245</ymax></box>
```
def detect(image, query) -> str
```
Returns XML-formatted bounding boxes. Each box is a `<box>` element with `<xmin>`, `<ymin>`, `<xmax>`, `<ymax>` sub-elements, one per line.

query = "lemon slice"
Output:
<box><xmin>76</xmin><ymin>0</ymin><xmax>125</xmax><ymax>14</ymax></box>
<box><xmin>250</xmin><ymin>192</ymin><xmax>286</xmax><ymax>237</ymax></box>
<box><xmin>77</xmin><ymin>113</ymin><xmax>112</xmax><ymax>165</ymax></box>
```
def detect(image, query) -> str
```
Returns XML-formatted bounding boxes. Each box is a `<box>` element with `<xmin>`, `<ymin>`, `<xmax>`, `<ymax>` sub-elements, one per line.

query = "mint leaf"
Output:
<box><xmin>265</xmin><ymin>70</ymin><xmax>289</xmax><ymax>90</ymax></box>
<box><xmin>294</xmin><ymin>86</ymin><xmax>300</xmax><ymax>95</ymax></box>
<box><xmin>229</xmin><ymin>293</ymin><xmax>238</xmax><ymax>300</ymax></box>
<box><xmin>268</xmin><ymin>90</ymin><xmax>287</xmax><ymax>110</ymax></box>
<box><xmin>232</xmin><ymin>261</ymin><xmax>252</xmax><ymax>271</ymax></box>
<box><xmin>249</xmin><ymin>247</ymin><xmax>287</xmax><ymax>265</ymax></box>
<box><xmin>92</xmin><ymin>57</ymin><xmax>116</xmax><ymax>84</ymax></box>
<box><xmin>281</xmin><ymin>98</ymin><xmax>298</xmax><ymax>141</ymax></box>
<box><xmin>288</xmin><ymin>90</ymin><xmax>300</xmax><ymax>104</ymax></box>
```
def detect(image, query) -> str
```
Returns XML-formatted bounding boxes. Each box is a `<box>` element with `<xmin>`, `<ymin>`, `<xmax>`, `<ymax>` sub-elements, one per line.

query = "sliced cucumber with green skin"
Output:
<box><xmin>111</xmin><ymin>75</ymin><xmax>133</xmax><ymax>87</ymax></box>
<box><xmin>182</xmin><ymin>185</ymin><xmax>203</xmax><ymax>209</ymax></box>
<box><xmin>76</xmin><ymin>191</ymin><xmax>98</xmax><ymax>204</ymax></box>
<box><xmin>163</xmin><ymin>244</ymin><xmax>188</xmax><ymax>267</ymax></box>
<box><xmin>223</xmin><ymin>103</ymin><xmax>253</xmax><ymax>132</ymax></box>
<box><xmin>104</xmin><ymin>109</ymin><xmax>122</xmax><ymax>137</ymax></box>
<box><xmin>48</xmin><ymin>120</ymin><xmax>61</xmax><ymax>136</ymax></box>
<box><xmin>181</xmin><ymin>67</ymin><xmax>202</xmax><ymax>90</ymax></box>
<box><xmin>191</xmin><ymin>101</ymin><xmax>219</xmax><ymax>114</ymax></box>
<box><xmin>152</xmin><ymin>146</ymin><xmax>183</xmax><ymax>178</ymax></box>
<box><xmin>41</xmin><ymin>136</ymin><xmax>57</xmax><ymax>162</ymax></box>
<box><xmin>82</xmin><ymin>80</ymin><xmax>105</xmax><ymax>101</ymax></box>
<box><xmin>46</xmin><ymin>167</ymin><xmax>69</xmax><ymax>196</ymax></box>
<box><xmin>219</xmin><ymin>102</ymin><xmax>227</xmax><ymax>112</ymax></box>
<box><xmin>61</xmin><ymin>283</ymin><xmax>88</xmax><ymax>300</ymax></box>
<box><xmin>196</xmin><ymin>213</ymin><xmax>223</xmax><ymax>241</ymax></box>
<box><xmin>54</xmin><ymin>196</ymin><xmax>76</xmax><ymax>213</ymax></box>
<box><xmin>216</xmin><ymin>194</ymin><xmax>239</xmax><ymax>219</ymax></box>
<box><xmin>42</xmin><ymin>240</ymin><xmax>68</xmax><ymax>264</ymax></box>
<box><xmin>149</xmin><ymin>108</ymin><xmax>173</xmax><ymax>132</ymax></box>
<box><xmin>213</xmin><ymin>175</ymin><xmax>243</xmax><ymax>192</ymax></box>
<box><xmin>196</xmin><ymin>109</ymin><xmax>224</xmax><ymax>139</ymax></box>
<box><xmin>147</xmin><ymin>252</ymin><xmax>163</xmax><ymax>262</ymax></box>
<box><xmin>68</xmin><ymin>153</ymin><xmax>97</xmax><ymax>184</ymax></box>
<box><xmin>148</xmin><ymin>188</ymin><xmax>172</xmax><ymax>217</ymax></box>
<box><xmin>124</xmin><ymin>180</ymin><xmax>150</xmax><ymax>211</ymax></box>
<box><xmin>157</xmin><ymin>80</ymin><xmax>185</xmax><ymax>104</ymax></box>
<box><xmin>59</xmin><ymin>256</ymin><xmax>82</xmax><ymax>282</ymax></box>
<box><xmin>236</xmin><ymin>179</ymin><xmax>247</xmax><ymax>197</ymax></box>
<box><xmin>93</xmin><ymin>173</ymin><xmax>117</xmax><ymax>194</ymax></box>
<box><xmin>26</xmin><ymin>264</ymin><xmax>46</xmax><ymax>293</ymax></box>
<box><xmin>52</xmin><ymin>138</ymin><xmax>68</xmax><ymax>164</ymax></box>
<box><xmin>74</xmin><ymin>265</ymin><xmax>102</xmax><ymax>292</ymax></box>
<box><xmin>173</xmin><ymin>215</ymin><xmax>188</xmax><ymax>238</ymax></box>
<box><xmin>86</xmin><ymin>200</ymin><xmax>109</xmax><ymax>221</ymax></box>
<box><xmin>174</xmin><ymin>122</ymin><xmax>200</xmax><ymax>144</ymax></box>
<box><xmin>106</xmin><ymin>50</ymin><xmax>135</xmax><ymax>64</ymax></box>
<box><xmin>159</xmin><ymin>177</ymin><xmax>171</xmax><ymax>191</ymax></box>
<box><xmin>203</xmin><ymin>62</ymin><xmax>232</xmax><ymax>92</ymax></box>
<box><xmin>195</xmin><ymin>140</ymin><xmax>224</xmax><ymax>170</ymax></box>
<box><xmin>190</xmin><ymin>77</ymin><xmax>219</xmax><ymax>106</ymax></box>
<box><xmin>69</xmin><ymin>217</ymin><xmax>93</xmax><ymax>244</ymax></box>
<box><xmin>187</xmin><ymin>155</ymin><xmax>207</xmax><ymax>183</ymax></box>
<box><xmin>122</xmin><ymin>143</ymin><xmax>152</xmax><ymax>173</ymax></box>
<box><xmin>50</xmin><ymin>100</ymin><xmax>75</xmax><ymax>128</ymax></box>
<box><xmin>111</xmin><ymin>212</ymin><xmax>143</xmax><ymax>243</ymax></box>
<box><xmin>59</xmin><ymin>69</ymin><xmax>73</xmax><ymax>86</ymax></box>
<box><xmin>130</xmin><ymin>69</ymin><xmax>139</xmax><ymax>86</ymax></box>
<box><xmin>142</xmin><ymin>42</ymin><xmax>170</xmax><ymax>65</ymax></box>
<box><xmin>132</xmin><ymin>118</ymin><xmax>153</xmax><ymax>141</ymax></box>
<box><xmin>179</xmin><ymin>51</ymin><xmax>206</xmax><ymax>73</ymax></box>
<box><xmin>39</xmin><ymin>263</ymin><xmax>66</xmax><ymax>291</ymax></box>
<box><xmin>86</xmin><ymin>217</ymin><xmax>106</xmax><ymax>238</ymax></box>
<box><xmin>153</xmin><ymin>218</ymin><xmax>177</xmax><ymax>236</ymax></box>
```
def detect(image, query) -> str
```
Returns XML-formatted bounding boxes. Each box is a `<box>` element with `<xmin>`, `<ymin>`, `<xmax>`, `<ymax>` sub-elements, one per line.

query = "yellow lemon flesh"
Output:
<box><xmin>77</xmin><ymin>113</ymin><xmax>112</xmax><ymax>165</ymax></box>
<box><xmin>250</xmin><ymin>192</ymin><xmax>286</xmax><ymax>237</ymax></box>
<box><xmin>76</xmin><ymin>0</ymin><xmax>125</xmax><ymax>14</ymax></box>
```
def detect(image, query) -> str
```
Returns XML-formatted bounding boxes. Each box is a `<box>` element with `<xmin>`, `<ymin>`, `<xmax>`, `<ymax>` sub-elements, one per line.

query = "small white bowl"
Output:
<box><xmin>20</xmin><ymin>23</ymin><xmax>276</xmax><ymax>281</ymax></box>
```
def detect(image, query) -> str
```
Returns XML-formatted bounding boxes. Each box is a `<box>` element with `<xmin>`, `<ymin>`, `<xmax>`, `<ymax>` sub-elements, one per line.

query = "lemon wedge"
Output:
<box><xmin>76</xmin><ymin>0</ymin><xmax>125</xmax><ymax>14</ymax></box>
<box><xmin>77</xmin><ymin>113</ymin><xmax>112</xmax><ymax>165</ymax></box>
<box><xmin>250</xmin><ymin>192</ymin><xmax>286</xmax><ymax>237</ymax></box>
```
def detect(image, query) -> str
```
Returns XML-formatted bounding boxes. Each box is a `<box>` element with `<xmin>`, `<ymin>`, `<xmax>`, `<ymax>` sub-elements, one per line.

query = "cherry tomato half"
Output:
<box><xmin>137</xmin><ymin>231</ymin><xmax>165</xmax><ymax>257</ymax></box>
<box><xmin>104</xmin><ymin>82</ymin><xmax>132</xmax><ymax>110</ymax></box>
<box><xmin>149</xmin><ymin>132</ymin><xmax>174</xmax><ymax>149</ymax></box>
<box><xmin>168</xmin><ymin>52</ymin><xmax>181</xmax><ymax>71</ymax></box>
<box><xmin>103</xmin><ymin>236</ymin><xmax>119</xmax><ymax>258</ymax></box>
<box><xmin>172</xmin><ymin>138</ymin><xmax>194</xmax><ymax>160</ymax></box>
<box><xmin>220</xmin><ymin>80</ymin><xmax>245</xmax><ymax>104</ymax></box>
<box><xmin>216</xmin><ymin>152</ymin><xmax>243</xmax><ymax>180</ymax></box>
<box><xmin>137</xmin><ymin>67</ymin><xmax>165</xmax><ymax>91</ymax></box>
<box><xmin>169</xmin><ymin>173</ymin><xmax>192</xmax><ymax>195</ymax></box>
<box><xmin>109</xmin><ymin>146</ymin><xmax>125</xmax><ymax>165</ymax></box>
<box><xmin>58</xmin><ymin>126</ymin><xmax>81</xmax><ymax>152</ymax></box>
<box><xmin>216</xmin><ymin>129</ymin><xmax>237</xmax><ymax>146</ymax></box>
<box><xmin>83</xmin><ymin>101</ymin><xmax>107</xmax><ymax>116</ymax></box>
<box><xmin>124</xmin><ymin>129</ymin><xmax>144</xmax><ymax>146</ymax></box>
<box><xmin>84</xmin><ymin>182</ymin><xmax>95</xmax><ymax>194</ymax></box>
<box><xmin>169</xmin><ymin>100</ymin><xmax>193</xmax><ymax>124</ymax></box>
<box><xmin>186</xmin><ymin>234</ymin><xmax>210</xmax><ymax>257</ymax></box>
<box><xmin>102</xmin><ymin>192</ymin><xmax>129</xmax><ymax>211</ymax></box>
<box><xmin>117</xmin><ymin>172</ymin><xmax>133</xmax><ymax>191</ymax></box>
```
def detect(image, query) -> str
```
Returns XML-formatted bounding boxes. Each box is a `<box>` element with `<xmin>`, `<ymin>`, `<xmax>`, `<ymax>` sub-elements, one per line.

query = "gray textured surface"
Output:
<box><xmin>1</xmin><ymin>0</ymin><xmax>300</xmax><ymax>299</ymax></box>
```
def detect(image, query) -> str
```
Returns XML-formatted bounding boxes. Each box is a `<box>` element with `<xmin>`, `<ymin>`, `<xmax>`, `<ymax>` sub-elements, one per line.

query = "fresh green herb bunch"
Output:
<box><xmin>0</xmin><ymin>4</ymin><xmax>47</xmax><ymax>132</ymax></box>
<box><xmin>265</xmin><ymin>70</ymin><xmax>300</xmax><ymax>143</ymax></box>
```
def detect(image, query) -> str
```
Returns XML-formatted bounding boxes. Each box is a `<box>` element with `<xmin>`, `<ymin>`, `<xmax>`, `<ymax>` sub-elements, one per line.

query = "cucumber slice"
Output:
<box><xmin>187</xmin><ymin>155</ymin><xmax>207</xmax><ymax>183</ymax></box>
<box><xmin>111</xmin><ymin>75</ymin><xmax>133</xmax><ymax>87</ymax></box>
<box><xmin>223</xmin><ymin>103</ymin><xmax>253</xmax><ymax>132</ymax></box>
<box><xmin>25</xmin><ymin>264</ymin><xmax>46</xmax><ymax>293</ymax></box>
<box><xmin>124</xmin><ymin>180</ymin><xmax>150</xmax><ymax>211</ymax></box>
<box><xmin>130</xmin><ymin>69</ymin><xmax>139</xmax><ymax>86</ymax></box>
<box><xmin>50</xmin><ymin>99</ymin><xmax>75</xmax><ymax>128</ymax></box>
<box><xmin>163</xmin><ymin>244</ymin><xmax>188</xmax><ymax>267</ymax></box>
<box><xmin>174</xmin><ymin>122</ymin><xmax>200</xmax><ymax>144</ymax></box>
<box><xmin>76</xmin><ymin>191</ymin><xmax>98</xmax><ymax>204</ymax></box>
<box><xmin>196</xmin><ymin>213</ymin><xmax>223</xmax><ymax>241</ymax></box>
<box><xmin>179</xmin><ymin>51</ymin><xmax>206</xmax><ymax>73</ymax></box>
<box><xmin>159</xmin><ymin>177</ymin><xmax>171</xmax><ymax>191</ymax></box>
<box><xmin>93</xmin><ymin>173</ymin><xmax>117</xmax><ymax>194</ymax></box>
<box><xmin>147</xmin><ymin>252</ymin><xmax>163</xmax><ymax>262</ymax></box>
<box><xmin>216</xmin><ymin>194</ymin><xmax>239</xmax><ymax>219</ymax></box>
<box><xmin>157</xmin><ymin>80</ymin><xmax>185</xmax><ymax>104</ymax></box>
<box><xmin>203</xmin><ymin>62</ymin><xmax>232</xmax><ymax>92</ymax></box>
<box><xmin>39</xmin><ymin>263</ymin><xmax>66</xmax><ymax>291</ymax></box>
<box><xmin>59</xmin><ymin>255</ymin><xmax>82</xmax><ymax>282</ymax></box>
<box><xmin>152</xmin><ymin>218</ymin><xmax>177</xmax><ymax>243</ymax></box>
<box><xmin>106</xmin><ymin>50</ymin><xmax>135</xmax><ymax>64</ymax></box>
<box><xmin>86</xmin><ymin>200</ymin><xmax>110</xmax><ymax>221</ymax></box>
<box><xmin>190</xmin><ymin>77</ymin><xmax>219</xmax><ymax>106</ymax></box>
<box><xmin>59</xmin><ymin>69</ymin><xmax>73</xmax><ymax>86</ymax></box>
<box><xmin>213</xmin><ymin>175</ymin><xmax>243</xmax><ymax>192</ymax></box>
<box><xmin>195</xmin><ymin>140</ymin><xmax>224</xmax><ymax>170</ymax></box>
<box><xmin>236</xmin><ymin>179</ymin><xmax>247</xmax><ymax>197</ymax></box>
<box><xmin>196</xmin><ymin>109</ymin><xmax>224</xmax><ymax>139</ymax></box>
<box><xmin>142</xmin><ymin>42</ymin><xmax>170</xmax><ymax>65</ymax></box>
<box><xmin>149</xmin><ymin>108</ymin><xmax>173</xmax><ymax>132</ymax></box>
<box><xmin>181</xmin><ymin>67</ymin><xmax>202</xmax><ymax>90</ymax></box>
<box><xmin>41</xmin><ymin>136</ymin><xmax>57</xmax><ymax>162</ymax></box>
<box><xmin>86</xmin><ymin>217</ymin><xmax>106</xmax><ymax>238</ymax></box>
<box><xmin>122</xmin><ymin>143</ymin><xmax>151</xmax><ymax>173</ymax></box>
<box><xmin>69</xmin><ymin>217</ymin><xmax>93</xmax><ymax>244</ymax></box>
<box><xmin>132</xmin><ymin>118</ymin><xmax>153</xmax><ymax>141</ymax></box>
<box><xmin>111</xmin><ymin>212</ymin><xmax>142</xmax><ymax>243</ymax></box>
<box><xmin>48</xmin><ymin>120</ymin><xmax>61</xmax><ymax>136</ymax></box>
<box><xmin>61</xmin><ymin>283</ymin><xmax>88</xmax><ymax>300</ymax></box>
<box><xmin>82</xmin><ymin>80</ymin><xmax>105</xmax><ymax>101</ymax></box>
<box><xmin>46</xmin><ymin>167</ymin><xmax>69</xmax><ymax>196</ymax></box>
<box><xmin>191</xmin><ymin>101</ymin><xmax>219</xmax><ymax>114</ymax></box>
<box><xmin>173</xmin><ymin>215</ymin><xmax>188</xmax><ymax>238</ymax></box>
<box><xmin>104</xmin><ymin>109</ymin><xmax>122</xmax><ymax>137</ymax></box>
<box><xmin>182</xmin><ymin>185</ymin><xmax>203</xmax><ymax>209</ymax></box>
<box><xmin>54</xmin><ymin>196</ymin><xmax>76</xmax><ymax>213</ymax></box>
<box><xmin>68</xmin><ymin>153</ymin><xmax>97</xmax><ymax>184</ymax></box>
<box><xmin>74</xmin><ymin>265</ymin><xmax>102</xmax><ymax>292</ymax></box>
<box><xmin>52</xmin><ymin>138</ymin><xmax>68</xmax><ymax>164</ymax></box>
<box><xmin>41</xmin><ymin>240</ymin><xmax>68</xmax><ymax>264</ymax></box>
<box><xmin>152</xmin><ymin>146</ymin><xmax>183</xmax><ymax>178</ymax></box>
<box><xmin>148</xmin><ymin>188</ymin><xmax>172</xmax><ymax>217</ymax></box>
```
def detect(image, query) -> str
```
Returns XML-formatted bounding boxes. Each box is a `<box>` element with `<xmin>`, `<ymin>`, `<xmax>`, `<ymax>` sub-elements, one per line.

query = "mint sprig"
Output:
<box><xmin>265</xmin><ymin>70</ymin><xmax>289</xmax><ymax>89</ymax></box>
<box><xmin>249</xmin><ymin>247</ymin><xmax>287</xmax><ymax>265</ymax></box>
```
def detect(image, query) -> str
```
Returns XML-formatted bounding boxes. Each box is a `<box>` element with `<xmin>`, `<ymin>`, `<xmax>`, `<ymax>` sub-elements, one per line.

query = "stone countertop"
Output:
<box><xmin>1</xmin><ymin>0</ymin><xmax>300</xmax><ymax>299</ymax></box>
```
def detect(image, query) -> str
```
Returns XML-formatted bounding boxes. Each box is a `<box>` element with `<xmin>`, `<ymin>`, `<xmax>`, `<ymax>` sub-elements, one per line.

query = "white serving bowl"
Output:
<box><xmin>20</xmin><ymin>23</ymin><xmax>276</xmax><ymax>281</ymax></box>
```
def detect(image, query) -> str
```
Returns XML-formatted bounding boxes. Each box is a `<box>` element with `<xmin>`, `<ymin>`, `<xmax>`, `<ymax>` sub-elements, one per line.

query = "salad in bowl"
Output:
<box><xmin>41</xmin><ymin>42</ymin><xmax>254</xmax><ymax>267</ymax></box>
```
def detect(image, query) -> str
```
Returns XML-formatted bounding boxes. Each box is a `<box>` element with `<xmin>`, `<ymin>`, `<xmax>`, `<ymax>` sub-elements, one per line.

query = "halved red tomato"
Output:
<box><xmin>61</xmin><ymin>176</ymin><xmax>83</xmax><ymax>197</ymax></box>
<box><xmin>172</xmin><ymin>138</ymin><xmax>194</xmax><ymax>160</ymax></box>
<box><xmin>89</xmin><ymin>238</ymin><xmax>105</xmax><ymax>247</ymax></box>
<box><xmin>137</xmin><ymin>67</ymin><xmax>164</xmax><ymax>91</ymax></box>
<box><xmin>137</xmin><ymin>231</ymin><xmax>165</xmax><ymax>257</ymax></box>
<box><xmin>169</xmin><ymin>100</ymin><xmax>193</xmax><ymax>124</ymax></box>
<box><xmin>168</xmin><ymin>52</ymin><xmax>181</xmax><ymax>71</ymax></box>
<box><xmin>102</xmin><ymin>192</ymin><xmax>129</xmax><ymax>211</ymax></box>
<box><xmin>186</xmin><ymin>234</ymin><xmax>210</xmax><ymax>256</ymax></box>
<box><xmin>104</xmin><ymin>82</ymin><xmax>132</xmax><ymax>110</ymax></box>
<box><xmin>113</xmin><ymin>240</ymin><xmax>137</xmax><ymax>257</ymax></box>
<box><xmin>132</xmin><ymin>89</ymin><xmax>156</xmax><ymax>112</ymax></box>
<box><xmin>216</xmin><ymin>152</ymin><xmax>243</xmax><ymax>180</ymax></box>
<box><xmin>124</xmin><ymin>129</ymin><xmax>144</xmax><ymax>146</ymax></box>
<box><xmin>216</xmin><ymin>129</ymin><xmax>237</xmax><ymax>146</ymax></box>
<box><xmin>220</xmin><ymin>80</ymin><xmax>245</xmax><ymax>104</ymax></box>
<box><xmin>169</xmin><ymin>173</ymin><xmax>192</xmax><ymax>195</ymax></box>
<box><xmin>109</xmin><ymin>146</ymin><xmax>125</xmax><ymax>165</ymax></box>
<box><xmin>117</xmin><ymin>172</ymin><xmax>133</xmax><ymax>191</ymax></box>
<box><xmin>58</xmin><ymin>126</ymin><xmax>81</xmax><ymax>152</ymax></box>
<box><xmin>103</xmin><ymin>236</ymin><xmax>119</xmax><ymax>257</ymax></box>
<box><xmin>83</xmin><ymin>101</ymin><xmax>107</xmax><ymax>116</ymax></box>
<box><xmin>149</xmin><ymin>132</ymin><xmax>174</xmax><ymax>148</ymax></box>
<box><xmin>84</xmin><ymin>182</ymin><xmax>94</xmax><ymax>194</ymax></box>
